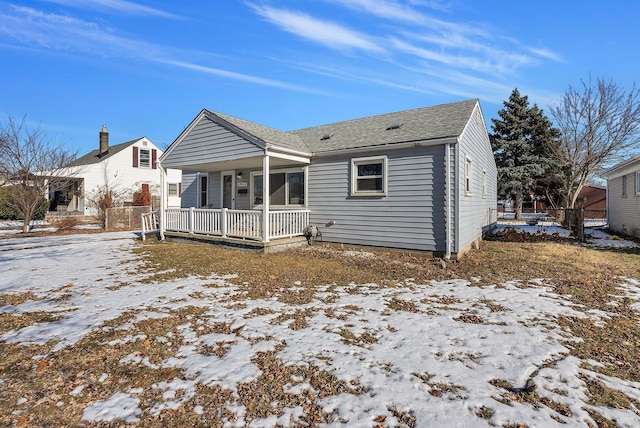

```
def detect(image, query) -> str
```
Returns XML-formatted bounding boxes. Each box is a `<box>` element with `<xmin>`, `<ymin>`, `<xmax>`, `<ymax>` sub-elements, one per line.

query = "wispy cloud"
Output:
<box><xmin>391</xmin><ymin>36</ymin><xmax>538</xmax><ymax>76</ymax></box>
<box><xmin>527</xmin><ymin>46</ymin><xmax>564</xmax><ymax>63</ymax></box>
<box><xmin>157</xmin><ymin>59</ymin><xmax>332</xmax><ymax>95</ymax></box>
<box><xmin>326</xmin><ymin>0</ymin><xmax>562</xmax><ymax>71</ymax></box>
<box><xmin>0</xmin><ymin>5</ymin><xmax>324</xmax><ymax>94</ymax></box>
<box><xmin>326</xmin><ymin>0</ymin><xmax>491</xmax><ymax>38</ymax></box>
<box><xmin>248</xmin><ymin>4</ymin><xmax>385</xmax><ymax>53</ymax></box>
<box><xmin>42</xmin><ymin>0</ymin><xmax>180</xmax><ymax>19</ymax></box>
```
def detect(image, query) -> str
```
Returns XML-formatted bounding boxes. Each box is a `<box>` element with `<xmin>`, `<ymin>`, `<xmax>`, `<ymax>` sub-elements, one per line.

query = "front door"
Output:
<box><xmin>222</xmin><ymin>172</ymin><xmax>234</xmax><ymax>209</ymax></box>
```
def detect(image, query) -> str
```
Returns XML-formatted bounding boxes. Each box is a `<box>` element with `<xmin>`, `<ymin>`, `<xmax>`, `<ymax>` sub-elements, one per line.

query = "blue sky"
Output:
<box><xmin>1</xmin><ymin>1</ymin><xmax>638</xmax><ymax>155</ymax></box>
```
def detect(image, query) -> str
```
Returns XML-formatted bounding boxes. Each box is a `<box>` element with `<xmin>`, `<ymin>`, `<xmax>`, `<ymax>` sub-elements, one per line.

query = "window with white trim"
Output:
<box><xmin>636</xmin><ymin>171</ymin><xmax>640</xmax><ymax>195</ymax></box>
<box><xmin>351</xmin><ymin>156</ymin><xmax>387</xmax><ymax>196</ymax></box>
<box><xmin>482</xmin><ymin>170</ymin><xmax>487</xmax><ymax>198</ymax></box>
<box><xmin>139</xmin><ymin>149</ymin><xmax>150</xmax><ymax>168</ymax></box>
<box><xmin>199</xmin><ymin>174</ymin><xmax>208</xmax><ymax>207</ymax></box>
<box><xmin>252</xmin><ymin>169</ymin><xmax>305</xmax><ymax>207</ymax></box>
<box><xmin>168</xmin><ymin>183</ymin><xmax>178</xmax><ymax>196</ymax></box>
<box><xmin>465</xmin><ymin>157</ymin><xmax>472</xmax><ymax>195</ymax></box>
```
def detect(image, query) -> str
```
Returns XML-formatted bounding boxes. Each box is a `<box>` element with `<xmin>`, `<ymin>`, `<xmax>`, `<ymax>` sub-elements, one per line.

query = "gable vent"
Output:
<box><xmin>386</xmin><ymin>122</ymin><xmax>403</xmax><ymax>130</ymax></box>
<box><xmin>320</xmin><ymin>133</ymin><xmax>334</xmax><ymax>140</ymax></box>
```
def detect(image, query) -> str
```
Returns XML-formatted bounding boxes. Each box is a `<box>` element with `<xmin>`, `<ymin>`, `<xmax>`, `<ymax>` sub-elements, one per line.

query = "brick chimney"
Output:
<box><xmin>99</xmin><ymin>125</ymin><xmax>109</xmax><ymax>155</ymax></box>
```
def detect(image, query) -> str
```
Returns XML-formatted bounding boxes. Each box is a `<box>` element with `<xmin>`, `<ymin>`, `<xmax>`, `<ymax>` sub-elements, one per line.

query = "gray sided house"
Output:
<box><xmin>603</xmin><ymin>155</ymin><xmax>640</xmax><ymax>238</ymax></box>
<box><xmin>158</xmin><ymin>99</ymin><xmax>497</xmax><ymax>258</ymax></box>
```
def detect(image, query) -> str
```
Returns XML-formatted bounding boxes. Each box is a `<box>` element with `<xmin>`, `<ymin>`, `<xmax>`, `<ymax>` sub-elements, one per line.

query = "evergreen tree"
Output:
<box><xmin>491</xmin><ymin>89</ymin><xmax>564</xmax><ymax>219</ymax></box>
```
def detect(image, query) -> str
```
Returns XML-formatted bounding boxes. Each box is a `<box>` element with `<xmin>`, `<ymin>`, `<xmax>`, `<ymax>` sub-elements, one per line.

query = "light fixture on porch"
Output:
<box><xmin>236</xmin><ymin>171</ymin><xmax>243</xmax><ymax>180</ymax></box>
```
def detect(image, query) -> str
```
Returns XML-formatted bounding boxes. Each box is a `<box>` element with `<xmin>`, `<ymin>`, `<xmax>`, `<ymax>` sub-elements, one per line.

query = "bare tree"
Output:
<box><xmin>84</xmin><ymin>160</ymin><xmax>127</xmax><ymax>229</ymax></box>
<box><xmin>549</xmin><ymin>77</ymin><xmax>640</xmax><ymax>208</ymax></box>
<box><xmin>0</xmin><ymin>116</ymin><xmax>76</xmax><ymax>233</ymax></box>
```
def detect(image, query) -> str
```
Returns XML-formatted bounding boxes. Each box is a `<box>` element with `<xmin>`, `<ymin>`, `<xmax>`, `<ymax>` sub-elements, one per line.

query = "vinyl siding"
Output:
<box><xmin>162</xmin><ymin>116</ymin><xmax>263</xmax><ymax>169</ymax></box>
<box><xmin>607</xmin><ymin>171</ymin><xmax>640</xmax><ymax>236</ymax></box>
<box><xmin>307</xmin><ymin>146</ymin><xmax>447</xmax><ymax>252</ymax></box>
<box><xmin>455</xmin><ymin>106</ymin><xmax>498</xmax><ymax>253</ymax></box>
<box><xmin>180</xmin><ymin>171</ymin><xmax>198</xmax><ymax>208</ymax></box>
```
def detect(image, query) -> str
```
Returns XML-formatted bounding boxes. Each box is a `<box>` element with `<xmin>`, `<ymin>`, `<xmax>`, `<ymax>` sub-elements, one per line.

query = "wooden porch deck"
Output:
<box><xmin>148</xmin><ymin>208</ymin><xmax>311</xmax><ymax>252</ymax></box>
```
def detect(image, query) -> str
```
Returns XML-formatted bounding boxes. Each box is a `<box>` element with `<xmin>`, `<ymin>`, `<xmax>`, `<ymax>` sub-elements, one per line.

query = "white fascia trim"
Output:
<box><xmin>265</xmin><ymin>149</ymin><xmax>311</xmax><ymax>164</ymax></box>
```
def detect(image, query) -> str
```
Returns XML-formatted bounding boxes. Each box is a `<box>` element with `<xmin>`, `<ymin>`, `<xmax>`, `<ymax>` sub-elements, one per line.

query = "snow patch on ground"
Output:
<box><xmin>1</xmin><ymin>230</ymin><xmax>639</xmax><ymax>426</ymax></box>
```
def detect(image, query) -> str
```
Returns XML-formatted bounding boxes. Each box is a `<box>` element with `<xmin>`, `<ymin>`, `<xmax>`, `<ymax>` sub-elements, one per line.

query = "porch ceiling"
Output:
<box><xmin>165</xmin><ymin>155</ymin><xmax>307</xmax><ymax>172</ymax></box>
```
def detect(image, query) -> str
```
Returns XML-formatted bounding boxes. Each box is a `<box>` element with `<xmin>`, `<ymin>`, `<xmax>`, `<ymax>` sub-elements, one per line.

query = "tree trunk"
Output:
<box><xmin>514</xmin><ymin>191</ymin><xmax>523</xmax><ymax>220</ymax></box>
<box><xmin>22</xmin><ymin>217</ymin><xmax>30</xmax><ymax>233</ymax></box>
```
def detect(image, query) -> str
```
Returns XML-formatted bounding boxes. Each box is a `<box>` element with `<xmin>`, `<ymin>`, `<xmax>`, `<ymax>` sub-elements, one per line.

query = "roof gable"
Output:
<box><xmin>211</xmin><ymin>111</ymin><xmax>310</xmax><ymax>154</ymax></box>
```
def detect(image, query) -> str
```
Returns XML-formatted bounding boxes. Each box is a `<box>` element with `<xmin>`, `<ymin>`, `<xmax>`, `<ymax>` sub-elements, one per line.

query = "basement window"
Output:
<box><xmin>351</xmin><ymin>156</ymin><xmax>387</xmax><ymax>196</ymax></box>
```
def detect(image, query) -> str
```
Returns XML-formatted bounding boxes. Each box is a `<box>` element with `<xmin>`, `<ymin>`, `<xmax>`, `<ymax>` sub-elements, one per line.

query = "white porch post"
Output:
<box><xmin>158</xmin><ymin>161</ymin><xmax>166</xmax><ymax>240</ymax></box>
<box><xmin>263</xmin><ymin>154</ymin><xmax>270</xmax><ymax>242</ymax></box>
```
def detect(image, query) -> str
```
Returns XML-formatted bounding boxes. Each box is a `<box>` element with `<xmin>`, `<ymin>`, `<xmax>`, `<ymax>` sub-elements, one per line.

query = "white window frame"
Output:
<box><xmin>465</xmin><ymin>157</ymin><xmax>473</xmax><ymax>196</ymax></box>
<box><xmin>250</xmin><ymin>167</ymin><xmax>306</xmax><ymax>209</ymax></box>
<box><xmin>350</xmin><ymin>155</ymin><xmax>388</xmax><ymax>196</ymax></box>
<box><xmin>482</xmin><ymin>169</ymin><xmax>487</xmax><ymax>199</ymax></box>
<box><xmin>139</xmin><ymin>148</ymin><xmax>151</xmax><ymax>168</ymax></box>
<box><xmin>168</xmin><ymin>183</ymin><xmax>178</xmax><ymax>197</ymax></box>
<box><xmin>198</xmin><ymin>172</ymin><xmax>208</xmax><ymax>208</ymax></box>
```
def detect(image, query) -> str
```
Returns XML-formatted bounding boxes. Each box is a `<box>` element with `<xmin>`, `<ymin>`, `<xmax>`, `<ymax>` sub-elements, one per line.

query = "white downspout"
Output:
<box><xmin>262</xmin><ymin>154</ymin><xmax>270</xmax><ymax>242</ymax></box>
<box><xmin>158</xmin><ymin>160</ymin><xmax>166</xmax><ymax>240</ymax></box>
<box><xmin>445</xmin><ymin>142</ymin><xmax>452</xmax><ymax>260</ymax></box>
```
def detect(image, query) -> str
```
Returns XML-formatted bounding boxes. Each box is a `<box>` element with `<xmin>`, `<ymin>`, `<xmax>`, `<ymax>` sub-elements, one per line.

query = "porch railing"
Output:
<box><xmin>163</xmin><ymin>208</ymin><xmax>310</xmax><ymax>241</ymax></box>
<box><xmin>140</xmin><ymin>210</ymin><xmax>158</xmax><ymax>241</ymax></box>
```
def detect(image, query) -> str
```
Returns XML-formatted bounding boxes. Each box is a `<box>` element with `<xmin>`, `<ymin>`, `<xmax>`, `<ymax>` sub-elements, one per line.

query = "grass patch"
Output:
<box><xmin>0</xmin><ymin>311</ymin><xmax>65</xmax><ymax>335</ymax></box>
<box><xmin>386</xmin><ymin>297</ymin><xmax>418</xmax><ymax>312</ymax></box>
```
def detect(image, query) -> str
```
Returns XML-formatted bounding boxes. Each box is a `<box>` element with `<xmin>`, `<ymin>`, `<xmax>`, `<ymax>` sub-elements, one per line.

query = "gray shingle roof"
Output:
<box><xmin>67</xmin><ymin>139</ymin><xmax>141</xmax><ymax>167</ymax></box>
<box><xmin>209</xmin><ymin>111</ymin><xmax>310</xmax><ymax>154</ymax></box>
<box><xmin>205</xmin><ymin>99</ymin><xmax>478</xmax><ymax>156</ymax></box>
<box><xmin>292</xmin><ymin>99</ymin><xmax>478</xmax><ymax>153</ymax></box>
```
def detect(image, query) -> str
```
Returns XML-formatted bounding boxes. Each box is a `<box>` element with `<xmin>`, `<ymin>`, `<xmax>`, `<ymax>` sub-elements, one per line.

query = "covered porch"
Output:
<box><xmin>158</xmin><ymin>141</ymin><xmax>312</xmax><ymax>248</ymax></box>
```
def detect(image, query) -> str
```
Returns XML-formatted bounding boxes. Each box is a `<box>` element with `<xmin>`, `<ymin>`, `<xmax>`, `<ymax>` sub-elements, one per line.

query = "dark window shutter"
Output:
<box><xmin>133</xmin><ymin>146</ymin><xmax>139</xmax><ymax>168</ymax></box>
<box><xmin>178</xmin><ymin>183</ymin><xmax>182</xmax><ymax>197</ymax></box>
<box><xmin>151</xmin><ymin>149</ymin><xmax>157</xmax><ymax>169</ymax></box>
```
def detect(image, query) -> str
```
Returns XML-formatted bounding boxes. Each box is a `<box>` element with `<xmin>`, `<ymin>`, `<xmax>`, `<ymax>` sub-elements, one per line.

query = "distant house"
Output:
<box><xmin>603</xmin><ymin>155</ymin><xmax>640</xmax><ymax>237</ymax></box>
<box><xmin>158</xmin><ymin>99</ymin><xmax>497</xmax><ymax>258</ymax></box>
<box><xmin>576</xmin><ymin>185</ymin><xmax>606</xmax><ymax>219</ymax></box>
<box><xmin>50</xmin><ymin>126</ymin><xmax>182</xmax><ymax>216</ymax></box>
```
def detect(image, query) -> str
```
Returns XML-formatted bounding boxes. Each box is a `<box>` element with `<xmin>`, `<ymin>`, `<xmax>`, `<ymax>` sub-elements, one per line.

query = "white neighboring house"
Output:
<box><xmin>603</xmin><ymin>154</ymin><xmax>640</xmax><ymax>238</ymax></box>
<box><xmin>49</xmin><ymin>126</ymin><xmax>182</xmax><ymax>216</ymax></box>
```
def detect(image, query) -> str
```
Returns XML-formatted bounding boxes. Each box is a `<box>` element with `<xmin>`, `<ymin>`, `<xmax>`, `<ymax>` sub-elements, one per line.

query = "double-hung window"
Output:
<box><xmin>482</xmin><ymin>170</ymin><xmax>487</xmax><ymax>198</ymax></box>
<box><xmin>139</xmin><ymin>149</ymin><xmax>150</xmax><ymax>168</ymax></box>
<box><xmin>465</xmin><ymin>157</ymin><xmax>473</xmax><ymax>195</ymax></box>
<box><xmin>351</xmin><ymin>156</ymin><xmax>387</xmax><ymax>196</ymax></box>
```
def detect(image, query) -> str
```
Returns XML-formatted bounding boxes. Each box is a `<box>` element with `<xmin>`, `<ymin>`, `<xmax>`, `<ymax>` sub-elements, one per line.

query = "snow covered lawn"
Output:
<box><xmin>1</xmin><ymin>229</ymin><xmax>639</xmax><ymax>427</ymax></box>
